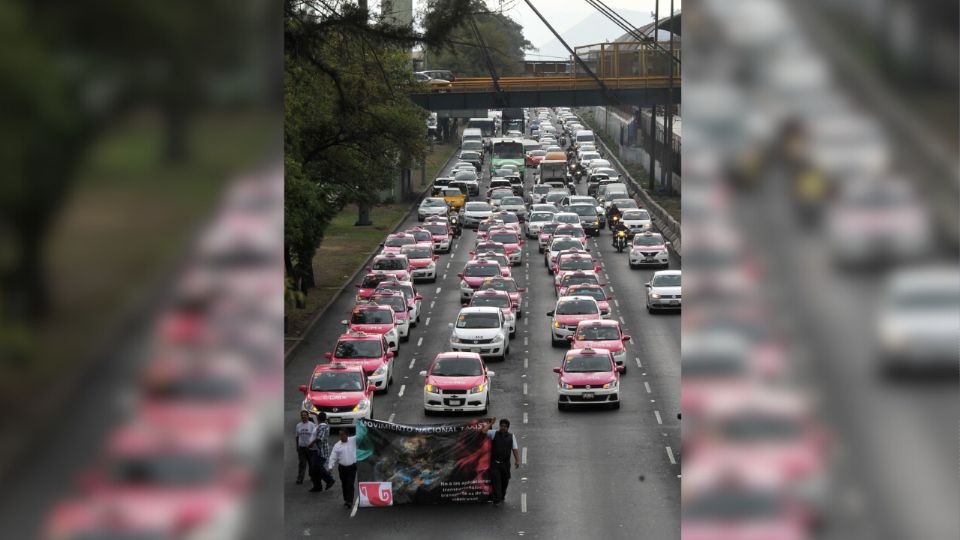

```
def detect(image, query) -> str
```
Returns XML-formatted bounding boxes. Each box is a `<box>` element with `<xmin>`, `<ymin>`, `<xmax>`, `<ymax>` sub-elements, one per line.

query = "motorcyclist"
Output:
<box><xmin>611</xmin><ymin>219</ymin><xmax>629</xmax><ymax>250</ymax></box>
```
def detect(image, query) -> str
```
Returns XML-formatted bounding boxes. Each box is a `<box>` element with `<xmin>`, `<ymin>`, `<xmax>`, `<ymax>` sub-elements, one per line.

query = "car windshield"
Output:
<box><xmin>490</xmin><ymin>191</ymin><xmax>511</xmax><ymax>200</ymax></box>
<box><xmin>494</xmin><ymin>141</ymin><xmax>524</xmax><ymax>158</ymax></box>
<box><xmin>351</xmin><ymin>309</ymin><xmax>393</xmax><ymax>324</ymax></box>
<box><xmin>335</xmin><ymin>339</ymin><xmax>383</xmax><ymax>359</ymax></box>
<box><xmin>569</xmin><ymin>206</ymin><xmax>596</xmax><ymax>217</ymax></box>
<box><xmin>555</xmin><ymin>298</ymin><xmax>598</xmax><ymax>315</ymax></box>
<box><xmin>423</xmin><ymin>198</ymin><xmax>447</xmax><ymax>207</ymax></box>
<box><xmin>545</xmin><ymin>193</ymin><xmax>566</xmax><ymax>203</ymax></box>
<box><xmin>634</xmin><ymin>234</ymin><xmax>664</xmax><ymax>246</ymax></box>
<box><xmin>529</xmin><ymin>150</ymin><xmax>546</xmax><ymax>157</ymax></box>
<box><xmin>682</xmin><ymin>489</ymin><xmax>784</xmax><ymax>521</ymax></box>
<box><xmin>682</xmin><ymin>353</ymin><xmax>745</xmax><ymax>377</ymax></box>
<box><xmin>108</xmin><ymin>455</ymin><xmax>216</xmax><ymax>487</ymax></box>
<box><xmin>581</xmin><ymin>152</ymin><xmax>600</xmax><ymax>161</ymax></box>
<box><xmin>494</xmin><ymin>213</ymin><xmax>519</xmax><ymax>223</ymax></box>
<box><xmin>555</xmin><ymin>214</ymin><xmax>580</xmax><ymax>224</ymax></box>
<box><xmin>460</xmin><ymin>152</ymin><xmax>480</xmax><ymax>160</ymax></box>
<box><xmin>476</xmin><ymin>244</ymin><xmax>505</xmax><ymax>254</ymax></box>
<box><xmin>431</xmin><ymin>357</ymin><xmax>483</xmax><ymax>376</ymax></box>
<box><xmin>424</xmin><ymin>224</ymin><xmax>447</xmax><ymax>235</ymax></box>
<box><xmin>577</xmin><ymin>326</ymin><xmax>620</xmax><ymax>341</ymax></box>
<box><xmin>373</xmin><ymin>258</ymin><xmax>407</xmax><ymax>270</ymax></box>
<box><xmin>561</xmin><ymin>275</ymin><xmax>599</xmax><ymax>288</ymax></box>
<box><xmin>472</xmin><ymin>295</ymin><xmax>511</xmax><ymax>308</ymax></box>
<box><xmin>533</xmin><ymin>186</ymin><xmax>550</xmax><ymax>194</ymax></box>
<box><xmin>462</xmin><ymin>141</ymin><xmax>483</xmax><ymax>151</ymax></box>
<box><xmin>560</xmin><ymin>258</ymin><xmax>595</xmax><ymax>271</ymax></box>
<box><xmin>569</xmin><ymin>287</ymin><xmax>604</xmax><ymax>301</ymax></box>
<box><xmin>719</xmin><ymin>414</ymin><xmax>803</xmax><ymax>442</ymax></box>
<box><xmin>481</xmin><ymin>280</ymin><xmax>517</xmax><ymax>292</ymax></box>
<box><xmin>541</xmin><ymin>223</ymin><xmax>560</xmax><ymax>235</ymax></box>
<box><xmin>456</xmin><ymin>312</ymin><xmax>501</xmax><ymax>329</ymax></box>
<box><xmin>622</xmin><ymin>210</ymin><xmax>649</xmax><ymax>220</ymax></box>
<box><xmin>311</xmin><ymin>371</ymin><xmax>364</xmax><ymax>391</ymax></box>
<box><xmin>465</xmin><ymin>264</ymin><xmax>500</xmax><ymax>277</ymax></box>
<box><xmin>361</xmin><ymin>275</ymin><xmax>394</xmax><ymax>288</ymax></box>
<box><xmin>410</xmin><ymin>231</ymin><xmax>432</xmax><ymax>242</ymax></box>
<box><xmin>563</xmin><ymin>354</ymin><xmax>611</xmax><ymax>372</ymax></box>
<box><xmin>401</xmin><ymin>246</ymin><xmax>432</xmax><ymax>259</ymax></box>
<box><xmin>502</xmin><ymin>197</ymin><xmax>523</xmax><ymax>205</ymax></box>
<box><xmin>552</xmin><ymin>239</ymin><xmax>583</xmax><ymax>251</ymax></box>
<box><xmin>477</xmin><ymin>254</ymin><xmax>509</xmax><ymax>267</ymax></box>
<box><xmin>443</xmin><ymin>189</ymin><xmax>463</xmax><ymax>197</ymax></box>
<box><xmin>892</xmin><ymin>286</ymin><xmax>960</xmax><ymax>310</ymax></box>
<box><xmin>652</xmin><ymin>274</ymin><xmax>681</xmax><ymax>287</ymax></box>
<box><xmin>454</xmin><ymin>171</ymin><xmax>478</xmax><ymax>182</ymax></box>
<box><xmin>529</xmin><ymin>212</ymin><xmax>553</xmax><ymax>222</ymax></box>
<box><xmin>384</xmin><ymin>237</ymin><xmax>414</xmax><ymax>248</ymax></box>
<box><xmin>491</xmin><ymin>232</ymin><xmax>518</xmax><ymax>244</ymax></box>
<box><xmin>372</xmin><ymin>296</ymin><xmax>406</xmax><ymax>312</ymax></box>
<box><xmin>614</xmin><ymin>200</ymin><xmax>638</xmax><ymax>209</ymax></box>
<box><xmin>465</xmin><ymin>202</ymin><xmax>491</xmax><ymax>212</ymax></box>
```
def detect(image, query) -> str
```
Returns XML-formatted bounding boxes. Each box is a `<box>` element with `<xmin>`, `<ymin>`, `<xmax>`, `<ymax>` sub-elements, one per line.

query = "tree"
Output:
<box><xmin>423</xmin><ymin>7</ymin><xmax>534</xmax><ymax>77</ymax></box>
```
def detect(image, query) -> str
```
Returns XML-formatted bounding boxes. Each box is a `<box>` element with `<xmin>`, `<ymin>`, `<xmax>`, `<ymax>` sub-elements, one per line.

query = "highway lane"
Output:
<box><xmin>284</xmin><ymin>133</ymin><xmax>680</xmax><ymax>539</ymax></box>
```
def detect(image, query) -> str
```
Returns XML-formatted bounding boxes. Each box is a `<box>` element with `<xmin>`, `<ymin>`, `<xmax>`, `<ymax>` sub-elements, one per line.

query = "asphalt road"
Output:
<box><xmin>284</xmin><ymin>136</ymin><xmax>681</xmax><ymax>539</ymax></box>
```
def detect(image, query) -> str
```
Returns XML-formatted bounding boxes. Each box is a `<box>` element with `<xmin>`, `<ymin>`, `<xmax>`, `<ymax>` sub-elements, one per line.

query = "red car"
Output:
<box><xmin>568</xmin><ymin>319</ymin><xmax>630</xmax><ymax>370</ymax></box>
<box><xmin>401</xmin><ymin>244</ymin><xmax>439</xmax><ymax>283</ymax></box>
<box><xmin>368</xmin><ymin>253</ymin><xmax>411</xmax><ymax>282</ymax></box>
<box><xmin>373</xmin><ymin>280</ymin><xmax>423</xmax><ymax>324</ymax></box>
<box><xmin>547</xmin><ymin>295</ymin><xmax>602</xmax><ymax>346</ymax></box>
<box><xmin>552</xmin><ymin>249</ymin><xmax>601</xmax><ymax>279</ymax></box>
<box><xmin>554</xmin><ymin>224</ymin><xmax>586</xmax><ymax>242</ymax></box>
<box><xmin>466</xmin><ymin>289</ymin><xmax>517</xmax><ymax>336</ymax></box>
<box><xmin>324</xmin><ymin>330</ymin><xmax>394</xmax><ymax>392</ymax></box>
<box><xmin>369</xmin><ymin>291</ymin><xmax>412</xmax><ymax>342</ymax></box>
<box><xmin>381</xmin><ymin>233</ymin><xmax>416</xmax><ymax>253</ymax></box>
<box><xmin>537</xmin><ymin>222</ymin><xmax>561</xmax><ymax>253</ymax></box>
<box><xmin>476</xmin><ymin>219</ymin><xmax>505</xmax><ymax>241</ymax></box>
<box><xmin>299</xmin><ymin>362</ymin><xmax>376</xmax><ymax>428</ymax></box>
<box><xmin>487</xmin><ymin>227</ymin><xmax>524</xmax><ymax>265</ymax></box>
<box><xmin>478</xmin><ymin>276</ymin><xmax>526</xmax><ymax>315</ymax></box>
<box><xmin>355</xmin><ymin>272</ymin><xmax>398</xmax><ymax>301</ymax></box>
<box><xmin>404</xmin><ymin>227</ymin><xmax>434</xmax><ymax>247</ymax></box>
<box><xmin>341</xmin><ymin>303</ymin><xmax>399</xmax><ymax>352</ymax></box>
<box><xmin>553</xmin><ymin>347</ymin><xmax>623</xmax><ymax>410</ymax></box>
<box><xmin>565</xmin><ymin>283</ymin><xmax>611</xmax><ymax>318</ymax></box>
<box><xmin>458</xmin><ymin>260</ymin><xmax>510</xmax><ymax>301</ymax></box>
<box><xmin>525</xmin><ymin>149</ymin><xmax>547</xmax><ymax>167</ymax></box>
<box><xmin>419</xmin><ymin>352</ymin><xmax>494</xmax><ymax>415</ymax></box>
<box><xmin>556</xmin><ymin>270</ymin><xmax>603</xmax><ymax>297</ymax></box>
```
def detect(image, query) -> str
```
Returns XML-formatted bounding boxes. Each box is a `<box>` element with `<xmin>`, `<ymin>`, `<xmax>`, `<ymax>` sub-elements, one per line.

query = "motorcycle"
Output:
<box><xmin>613</xmin><ymin>230</ymin><xmax>628</xmax><ymax>253</ymax></box>
<box><xmin>448</xmin><ymin>211</ymin><xmax>462</xmax><ymax>237</ymax></box>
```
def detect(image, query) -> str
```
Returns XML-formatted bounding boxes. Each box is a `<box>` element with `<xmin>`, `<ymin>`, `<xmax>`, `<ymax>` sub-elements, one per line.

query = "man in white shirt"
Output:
<box><xmin>294</xmin><ymin>411</ymin><xmax>316</xmax><ymax>485</ymax></box>
<box><xmin>327</xmin><ymin>429</ymin><xmax>358</xmax><ymax>507</ymax></box>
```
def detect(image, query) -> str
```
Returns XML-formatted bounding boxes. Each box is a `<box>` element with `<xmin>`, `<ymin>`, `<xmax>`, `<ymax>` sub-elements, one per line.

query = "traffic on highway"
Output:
<box><xmin>284</xmin><ymin>106</ymin><xmax>681</xmax><ymax>538</ymax></box>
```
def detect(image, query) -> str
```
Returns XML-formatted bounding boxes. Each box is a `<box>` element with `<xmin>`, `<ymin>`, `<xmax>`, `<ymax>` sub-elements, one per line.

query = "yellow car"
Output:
<box><xmin>442</xmin><ymin>187</ymin><xmax>466</xmax><ymax>210</ymax></box>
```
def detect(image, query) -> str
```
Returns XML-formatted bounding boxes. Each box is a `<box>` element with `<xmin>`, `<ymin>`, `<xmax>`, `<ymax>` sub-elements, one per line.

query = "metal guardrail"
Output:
<box><xmin>434</xmin><ymin>75</ymin><xmax>681</xmax><ymax>93</ymax></box>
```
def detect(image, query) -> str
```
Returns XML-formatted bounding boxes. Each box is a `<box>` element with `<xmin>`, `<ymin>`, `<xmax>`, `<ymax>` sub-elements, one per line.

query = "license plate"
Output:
<box><xmin>448</xmin><ymin>399</ymin><xmax>463</xmax><ymax>406</ymax></box>
<box><xmin>644</xmin><ymin>256</ymin><xmax>656</xmax><ymax>261</ymax></box>
<box><xmin>329</xmin><ymin>417</ymin><xmax>341</xmax><ymax>424</ymax></box>
<box><xmin>582</xmin><ymin>392</ymin><xmax>595</xmax><ymax>399</ymax></box>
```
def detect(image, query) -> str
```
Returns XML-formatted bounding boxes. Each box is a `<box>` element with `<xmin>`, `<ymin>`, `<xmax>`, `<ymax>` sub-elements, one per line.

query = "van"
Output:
<box><xmin>462</xmin><ymin>128</ymin><xmax>482</xmax><ymax>147</ymax></box>
<box><xmin>574</xmin><ymin>130</ymin><xmax>595</xmax><ymax>148</ymax></box>
<box><xmin>597</xmin><ymin>182</ymin><xmax>628</xmax><ymax>202</ymax></box>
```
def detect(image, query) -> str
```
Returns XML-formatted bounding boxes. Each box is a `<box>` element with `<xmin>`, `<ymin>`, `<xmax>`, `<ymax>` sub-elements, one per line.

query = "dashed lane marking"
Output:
<box><xmin>524</xmin><ymin>358</ymin><xmax>528</xmax><ymax>369</ymax></box>
<box><xmin>654</xmin><ymin>410</ymin><xmax>662</xmax><ymax>425</ymax></box>
<box><xmin>442</xmin><ymin>274</ymin><xmax>447</xmax><ymax>280</ymax></box>
<box><xmin>388</xmin><ymin>413</ymin><xmax>395</xmax><ymax>423</ymax></box>
<box><xmin>435</xmin><ymin>287</ymin><xmax>442</xmax><ymax>294</ymax></box>
<box><xmin>666</xmin><ymin>446</ymin><xmax>676</xmax><ymax>465</ymax></box>
<box><xmin>425</xmin><ymin>317</ymin><xmax>430</xmax><ymax>326</ymax></box>
<box><xmin>644</xmin><ymin>381</ymin><xmax>651</xmax><ymax>393</ymax></box>
<box><xmin>398</xmin><ymin>385</ymin><xmax>406</xmax><ymax>398</ymax></box>
<box><xmin>409</xmin><ymin>358</ymin><xmax>415</xmax><ymax>370</ymax></box>
<box><xmin>635</xmin><ymin>357</ymin><xmax>642</xmax><ymax>368</ymax></box>
<box><xmin>614</xmin><ymin>299</ymin><xmax>619</xmax><ymax>307</ymax></box>
<box><xmin>521</xmin><ymin>447</ymin><xmax>528</xmax><ymax>464</ymax></box>
<box><xmin>350</xmin><ymin>496</ymin><xmax>359</xmax><ymax>517</ymax></box>
<box><xmin>523</xmin><ymin>337</ymin><xmax>528</xmax><ymax>346</ymax></box>
<box><xmin>521</xmin><ymin>492</ymin><xmax>527</xmax><ymax>513</ymax></box>
<box><xmin>523</xmin><ymin>411</ymin><xmax>528</xmax><ymax>424</ymax></box>
<box><xmin>417</xmin><ymin>337</ymin><xmax>423</xmax><ymax>347</ymax></box>
<box><xmin>523</xmin><ymin>383</ymin><xmax>528</xmax><ymax>395</ymax></box>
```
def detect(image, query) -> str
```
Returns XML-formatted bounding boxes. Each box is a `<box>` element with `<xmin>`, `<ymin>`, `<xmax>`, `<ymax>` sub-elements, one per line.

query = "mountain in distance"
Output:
<box><xmin>527</xmin><ymin>9</ymin><xmax>652</xmax><ymax>61</ymax></box>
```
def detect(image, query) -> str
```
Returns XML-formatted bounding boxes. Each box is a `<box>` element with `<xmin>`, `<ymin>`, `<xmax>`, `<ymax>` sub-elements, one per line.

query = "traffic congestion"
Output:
<box><xmin>284</xmin><ymin>107</ymin><xmax>681</xmax><ymax>538</ymax></box>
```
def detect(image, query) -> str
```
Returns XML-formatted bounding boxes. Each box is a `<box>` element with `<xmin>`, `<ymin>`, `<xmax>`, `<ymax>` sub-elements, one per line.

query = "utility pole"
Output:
<box><xmin>661</xmin><ymin>0</ymin><xmax>675</xmax><ymax>194</ymax></box>
<box><xmin>647</xmin><ymin>1</ymin><xmax>659</xmax><ymax>191</ymax></box>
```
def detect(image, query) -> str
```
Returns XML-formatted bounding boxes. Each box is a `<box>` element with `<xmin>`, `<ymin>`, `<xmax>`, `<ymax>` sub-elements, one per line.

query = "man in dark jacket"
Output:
<box><xmin>486</xmin><ymin>418</ymin><xmax>520</xmax><ymax>506</ymax></box>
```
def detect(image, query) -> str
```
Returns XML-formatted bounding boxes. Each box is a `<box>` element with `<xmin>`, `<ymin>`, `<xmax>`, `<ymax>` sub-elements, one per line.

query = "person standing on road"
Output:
<box><xmin>308</xmin><ymin>413</ymin><xmax>336</xmax><ymax>492</ymax></box>
<box><xmin>294</xmin><ymin>411</ymin><xmax>316</xmax><ymax>485</ymax></box>
<box><xmin>327</xmin><ymin>429</ymin><xmax>358</xmax><ymax>507</ymax></box>
<box><xmin>487</xmin><ymin>418</ymin><xmax>520</xmax><ymax>506</ymax></box>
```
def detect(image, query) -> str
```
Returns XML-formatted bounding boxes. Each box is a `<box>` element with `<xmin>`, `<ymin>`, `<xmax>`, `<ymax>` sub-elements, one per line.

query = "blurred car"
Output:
<box><xmin>566</xmin><ymin>283</ymin><xmax>611</xmax><ymax>318</ymax></box>
<box><xmin>646</xmin><ymin>270</ymin><xmax>682</xmax><ymax>312</ymax></box>
<box><xmin>568</xmin><ymin>319</ymin><xmax>630</xmax><ymax>370</ymax></box>
<box><xmin>556</xmin><ymin>270</ymin><xmax>603</xmax><ymax>297</ymax></box>
<box><xmin>553</xmin><ymin>249</ymin><xmax>600</xmax><ymax>279</ymax></box>
<box><xmin>478</xmin><ymin>276</ymin><xmax>525</xmax><ymax>315</ymax></box>
<box><xmin>422</xmin><ymin>219</ymin><xmax>453</xmax><ymax>253</ymax></box>
<box><xmin>681</xmin><ymin>333</ymin><xmax>755</xmax><ymax>418</ymax></box>
<box><xmin>373</xmin><ymin>280</ymin><xmax>423</xmax><ymax>323</ymax></box>
<box><xmin>499</xmin><ymin>196</ymin><xmax>527</xmax><ymax>220</ymax></box>
<box><xmin>554</xmin><ymin>347</ymin><xmax>624</xmax><ymax>410</ymax></box>
<box><xmin>461</xmin><ymin>201</ymin><xmax>493</xmax><ymax>228</ymax></box>
<box><xmin>566</xmin><ymin>204</ymin><xmax>601</xmax><ymax>236</ymax></box>
<box><xmin>524</xmin><ymin>211</ymin><xmax>555</xmax><ymax>238</ymax></box>
<box><xmin>420</xmin><ymin>352</ymin><xmax>494</xmax><ymax>415</ymax></box>
<box><xmin>324</xmin><ymin>330</ymin><xmax>395</xmax><ymax>392</ymax></box>
<box><xmin>355</xmin><ymin>272</ymin><xmax>398</xmax><ymax>302</ymax></box>
<box><xmin>341</xmin><ymin>303</ymin><xmax>399</xmax><ymax>352</ymax></box>
<box><xmin>547</xmin><ymin>295</ymin><xmax>602</xmax><ymax>346</ymax></box>
<box><xmin>526</xmin><ymin>149</ymin><xmax>547</xmax><ymax>167</ymax></box>
<box><xmin>380</xmin><ymin>233</ymin><xmax>416</xmax><ymax>254</ymax></box>
<box><xmin>459</xmin><ymin>150</ymin><xmax>482</xmax><ymax>171</ymax></box>
<box><xmin>619</xmin><ymin>209</ymin><xmax>653</xmax><ymax>234</ymax></box>
<box><xmin>368</xmin><ymin>253</ymin><xmax>411</xmax><ymax>282</ymax></box>
<box><xmin>544</xmin><ymin>236</ymin><xmax>587</xmax><ymax>270</ymax></box>
<box><xmin>537</xmin><ymin>222</ymin><xmax>561</xmax><ymax>253</ymax></box>
<box><xmin>368</xmin><ymin>291</ymin><xmax>412</xmax><ymax>342</ymax></box>
<box><xmin>404</xmin><ymin>227</ymin><xmax>434</xmax><ymax>247</ymax></box>
<box><xmin>448</xmin><ymin>307</ymin><xmax>510</xmax><ymax>361</ymax></box>
<box><xmin>487</xmin><ymin>228</ymin><xmax>524</xmax><ymax>265</ymax></box>
<box><xmin>630</xmin><ymin>232</ymin><xmax>671</xmax><ymax>269</ymax></box>
<box><xmin>299</xmin><ymin>362</ymin><xmax>375</xmax><ymax>427</ymax></box>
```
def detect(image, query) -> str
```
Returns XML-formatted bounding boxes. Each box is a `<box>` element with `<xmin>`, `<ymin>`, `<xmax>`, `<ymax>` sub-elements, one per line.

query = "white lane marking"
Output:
<box><xmin>523</xmin><ymin>383</ymin><xmax>528</xmax><ymax>395</ymax></box>
<box><xmin>523</xmin><ymin>337</ymin><xmax>528</xmax><ymax>346</ymax></box>
<box><xmin>644</xmin><ymin>381</ymin><xmax>651</xmax><ymax>393</ymax></box>
<box><xmin>425</xmin><ymin>317</ymin><xmax>431</xmax><ymax>326</ymax></box>
<box><xmin>417</xmin><ymin>337</ymin><xmax>423</xmax><ymax>347</ymax></box>
<box><xmin>609</xmin><ymin>285</ymin><xmax>614</xmax><ymax>292</ymax></box>
<box><xmin>523</xmin><ymin>317</ymin><xmax>528</xmax><ymax>326</ymax></box>
<box><xmin>430</xmin><ymin>301</ymin><xmax>435</xmax><ymax>310</ymax></box>
<box><xmin>635</xmin><ymin>357</ymin><xmax>642</xmax><ymax>368</ymax></box>
<box><xmin>446</xmin><ymin>262</ymin><xmax>450</xmax><ymax>269</ymax></box>
<box><xmin>388</xmin><ymin>412</ymin><xmax>396</xmax><ymax>423</ymax></box>
<box><xmin>435</xmin><ymin>287</ymin><xmax>442</xmax><ymax>294</ymax></box>
<box><xmin>398</xmin><ymin>385</ymin><xmax>406</xmax><ymax>397</ymax></box>
<box><xmin>523</xmin><ymin>411</ymin><xmax>528</xmax><ymax>424</ymax></box>
<box><xmin>521</xmin><ymin>447</ymin><xmax>528</xmax><ymax>464</ymax></box>
<box><xmin>350</xmin><ymin>496</ymin><xmax>359</xmax><ymax>517</ymax></box>
<box><xmin>442</xmin><ymin>274</ymin><xmax>447</xmax><ymax>280</ymax></box>
<box><xmin>524</xmin><ymin>358</ymin><xmax>528</xmax><ymax>369</ymax></box>
<box><xmin>613</xmin><ymin>299</ymin><xmax>619</xmax><ymax>307</ymax></box>
<box><xmin>521</xmin><ymin>492</ymin><xmax>527</xmax><ymax>513</ymax></box>
<box><xmin>666</xmin><ymin>446</ymin><xmax>676</xmax><ymax>465</ymax></box>
<box><xmin>654</xmin><ymin>410</ymin><xmax>662</xmax><ymax>425</ymax></box>
<box><xmin>619</xmin><ymin>316</ymin><xmax>625</xmax><ymax>324</ymax></box>
<box><xmin>409</xmin><ymin>358</ymin><xmax>415</xmax><ymax>369</ymax></box>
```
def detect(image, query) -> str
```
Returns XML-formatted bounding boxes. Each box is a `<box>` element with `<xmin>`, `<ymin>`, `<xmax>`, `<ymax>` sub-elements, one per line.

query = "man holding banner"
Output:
<box><xmin>486</xmin><ymin>418</ymin><xmax>521</xmax><ymax>506</ymax></box>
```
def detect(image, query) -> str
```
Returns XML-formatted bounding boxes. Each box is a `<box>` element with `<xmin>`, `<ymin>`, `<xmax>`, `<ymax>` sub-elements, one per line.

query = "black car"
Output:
<box><xmin>459</xmin><ymin>151</ymin><xmax>482</xmax><ymax>172</ymax></box>
<box><xmin>567</xmin><ymin>204</ymin><xmax>601</xmax><ymax>236</ymax></box>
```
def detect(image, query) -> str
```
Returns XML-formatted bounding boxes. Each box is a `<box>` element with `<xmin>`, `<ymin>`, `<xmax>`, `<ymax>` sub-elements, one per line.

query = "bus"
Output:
<box><xmin>466</xmin><ymin>117</ymin><xmax>496</xmax><ymax>148</ymax></box>
<box><xmin>491</xmin><ymin>138</ymin><xmax>526</xmax><ymax>171</ymax></box>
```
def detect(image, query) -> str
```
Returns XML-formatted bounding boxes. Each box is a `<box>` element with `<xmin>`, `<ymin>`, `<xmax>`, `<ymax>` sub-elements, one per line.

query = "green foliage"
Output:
<box><xmin>423</xmin><ymin>4</ymin><xmax>534</xmax><ymax>77</ymax></box>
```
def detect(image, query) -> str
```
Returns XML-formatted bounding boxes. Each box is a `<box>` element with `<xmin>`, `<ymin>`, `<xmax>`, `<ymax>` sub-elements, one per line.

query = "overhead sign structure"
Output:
<box><xmin>355</xmin><ymin>417</ymin><xmax>495</xmax><ymax>506</ymax></box>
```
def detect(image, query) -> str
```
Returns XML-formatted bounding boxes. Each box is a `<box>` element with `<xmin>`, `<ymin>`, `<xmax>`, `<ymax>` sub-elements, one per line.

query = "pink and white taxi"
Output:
<box><xmin>553</xmin><ymin>347</ymin><xmax>624</xmax><ymax>410</ymax></box>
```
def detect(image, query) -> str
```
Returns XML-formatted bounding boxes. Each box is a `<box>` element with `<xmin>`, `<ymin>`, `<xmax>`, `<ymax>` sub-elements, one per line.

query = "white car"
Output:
<box><xmin>545</xmin><ymin>237</ymin><xmax>587</xmax><ymax>270</ymax></box>
<box><xmin>619</xmin><ymin>209</ymin><xmax>653</xmax><ymax>234</ymax></box>
<box><xmin>418</xmin><ymin>197</ymin><xmax>450</xmax><ymax>221</ymax></box>
<box><xmin>553</xmin><ymin>212</ymin><xmax>581</xmax><ymax>226</ymax></box>
<box><xmin>449</xmin><ymin>307</ymin><xmax>510</xmax><ymax>360</ymax></box>
<box><xmin>420</xmin><ymin>352</ymin><xmax>494</xmax><ymax>415</ymax></box>
<box><xmin>646</xmin><ymin>270</ymin><xmax>681</xmax><ymax>312</ymax></box>
<box><xmin>524</xmin><ymin>211</ymin><xmax>555</xmax><ymax>238</ymax></box>
<box><xmin>498</xmin><ymin>196</ymin><xmax>527</xmax><ymax>219</ymax></box>
<box><xmin>629</xmin><ymin>232</ymin><xmax>671</xmax><ymax>268</ymax></box>
<box><xmin>461</xmin><ymin>201</ymin><xmax>494</xmax><ymax>228</ymax></box>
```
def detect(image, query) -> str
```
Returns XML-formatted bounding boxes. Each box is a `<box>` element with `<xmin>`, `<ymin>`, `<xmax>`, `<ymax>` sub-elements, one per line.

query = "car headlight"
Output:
<box><xmin>425</xmin><ymin>384</ymin><xmax>439</xmax><ymax>393</ymax></box>
<box><xmin>594</xmin><ymin>220</ymin><xmax>599</xmax><ymax>225</ymax></box>
<box><xmin>388</xmin><ymin>328</ymin><xmax>398</xmax><ymax>336</ymax></box>
<box><xmin>560</xmin><ymin>382</ymin><xmax>574</xmax><ymax>390</ymax></box>
<box><xmin>303</xmin><ymin>398</ymin><xmax>317</xmax><ymax>412</ymax></box>
<box><xmin>460</xmin><ymin>280</ymin><xmax>470</xmax><ymax>290</ymax></box>
<box><xmin>470</xmin><ymin>384</ymin><xmax>486</xmax><ymax>394</ymax></box>
<box><xmin>373</xmin><ymin>364</ymin><xmax>387</xmax><ymax>376</ymax></box>
<box><xmin>450</xmin><ymin>335</ymin><xmax>461</xmax><ymax>344</ymax></box>
<box><xmin>649</xmin><ymin>293</ymin><xmax>661</xmax><ymax>299</ymax></box>
<box><xmin>553</xmin><ymin>320</ymin><xmax>560</xmax><ymax>328</ymax></box>
<box><xmin>353</xmin><ymin>399</ymin><xmax>370</xmax><ymax>412</ymax></box>
<box><xmin>491</xmin><ymin>333</ymin><xmax>504</xmax><ymax>342</ymax></box>
<box><xmin>602</xmin><ymin>380</ymin><xmax>618</xmax><ymax>389</ymax></box>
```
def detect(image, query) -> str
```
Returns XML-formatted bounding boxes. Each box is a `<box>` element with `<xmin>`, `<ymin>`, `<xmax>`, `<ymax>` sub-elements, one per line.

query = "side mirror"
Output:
<box><xmin>368</xmin><ymin>385</ymin><xmax>377</xmax><ymax>394</ymax></box>
<box><xmin>595</xmin><ymin>265</ymin><xmax>603</xmax><ymax>272</ymax></box>
<box><xmin>419</xmin><ymin>370</ymin><xmax>428</xmax><ymax>377</ymax></box>
<box><xmin>622</xmin><ymin>335</ymin><xmax>632</xmax><ymax>342</ymax></box>
<box><xmin>323</xmin><ymin>352</ymin><xmax>333</xmax><ymax>360</ymax></box>
<box><xmin>298</xmin><ymin>384</ymin><xmax>308</xmax><ymax>394</ymax></box>
<box><xmin>340</xmin><ymin>319</ymin><xmax>349</xmax><ymax>325</ymax></box>
<box><xmin>598</xmin><ymin>282</ymin><xmax>608</xmax><ymax>287</ymax></box>
<box><xmin>552</xmin><ymin>367</ymin><xmax>561</xmax><ymax>374</ymax></box>
<box><xmin>457</xmin><ymin>273</ymin><xmax>464</xmax><ymax>279</ymax></box>
<box><xmin>415</xmin><ymin>294</ymin><xmax>423</xmax><ymax>300</ymax></box>
<box><xmin>386</xmin><ymin>352</ymin><xmax>394</xmax><ymax>359</ymax></box>
<box><xmin>546</xmin><ymin>311</ymin><xmax>554</xmax><ymax>316</ymax></box>
<box><xmin>448</xmin><ymin>322</ymin><xmax>454</xmax><ymax>329</ymax></box>
<box><xmin>487</xmin><ymin>370</ymin><xmax>496</xmax><ymax>377</ymax></box>
<box><xmin>644</xmin><ymin>282</ymin><xmax>651</xmax><ymax>288</ymax></box>
<box><xmin>517</xmin><ymin>288</ymin><xmax>527</xmax><ymax>292</ymax></box>
<box><xmin>606</xmin><ymin>296</ymin><xmax>614</xmax><ymax>301</ymax></box>
<box><xmin>433</xmin><ymin>255</ymin><xmax>439</xmax><ymax>261</ymax></box>
<box><xmin>616</xmin><ymin>366</ymin><xmax>625</xmax><ymax>373</ymax></box>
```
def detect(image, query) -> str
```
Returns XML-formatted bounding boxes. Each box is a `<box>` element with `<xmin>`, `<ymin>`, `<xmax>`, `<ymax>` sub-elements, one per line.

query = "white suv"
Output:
<box><xmin>448</xmin><ymin>307</ymin><xmax>510</xmax><ymax>361</ymax></box>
